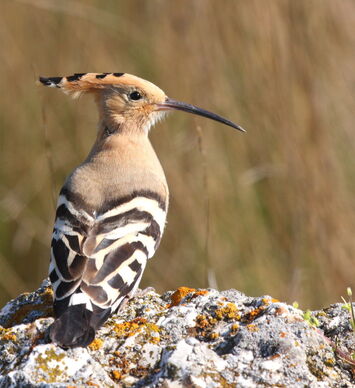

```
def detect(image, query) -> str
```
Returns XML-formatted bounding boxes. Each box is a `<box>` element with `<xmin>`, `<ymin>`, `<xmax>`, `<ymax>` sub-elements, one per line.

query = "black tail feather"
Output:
<box><xmin>49</xmin><ymin>304</ymin><xmax>95</xmax><ymax>349</ymax></box>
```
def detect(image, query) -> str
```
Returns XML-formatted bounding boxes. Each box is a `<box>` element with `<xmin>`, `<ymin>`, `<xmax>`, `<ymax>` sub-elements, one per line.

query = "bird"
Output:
<box><xmin>39</xmin><ymin>72</ymin><xmax>244</xmax><ymax>348</ymax></box>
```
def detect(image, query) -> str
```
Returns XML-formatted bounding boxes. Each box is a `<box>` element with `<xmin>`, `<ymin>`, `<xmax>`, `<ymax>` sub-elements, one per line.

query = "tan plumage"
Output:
<box><xmin>39</xmin><ymin>72</ymin><xmax>244</xmax><ymax>348</ymax></box>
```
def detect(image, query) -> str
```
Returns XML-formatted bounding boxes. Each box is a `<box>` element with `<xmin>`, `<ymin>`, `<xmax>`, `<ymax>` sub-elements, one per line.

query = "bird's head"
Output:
<box><xmin>39</xmin><ymin>72</ymin><xmax>245</xmax><ymax>137</ymax></box>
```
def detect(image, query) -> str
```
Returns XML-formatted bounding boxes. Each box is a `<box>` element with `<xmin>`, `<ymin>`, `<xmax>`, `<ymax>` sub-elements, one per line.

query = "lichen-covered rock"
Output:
<box><xmin>0</xmin><ymin>280</ymin><xmax>354</xmax><ymax>387</ymax></box>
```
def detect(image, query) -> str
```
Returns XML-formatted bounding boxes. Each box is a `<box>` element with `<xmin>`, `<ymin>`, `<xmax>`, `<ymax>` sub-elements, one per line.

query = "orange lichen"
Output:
<box><xmin>129</xmin><ymin>365</ymin><xmax>153</xmax><ymax>378</ymax></box>
<box><xmin>262</xmin><ymin>297</ymin><xmax>279</xmax><ymax>304</ymax></box>
<box><xmin>109</xmin><ymin>354</ymin><xmax>130</xmax><ymax>375</ymax></box>
<box><xmin>111</xmin><ymin>370</ymin><xmax>122</xmax><ymax>380</ymax></box>
<box><xmin>241</xmin><ymin>306</ymin><xmax>266</xmax><ymax>324</ymax></box>
<box><xmin>86</xmin><ymin>381</ymin><xmax>100</xmax><ymax>387</ymax></box>
<box><xmin>88</xmin><ymin>338</ymin><xmax>103</xmax><ymax>351</ymax></box>
<box><xmin>194</xmin><ymin>290</ymin><xmax>209</xmax><ymax>297</ymax></box>
<box><xmin>168</xmin><ymin>287</ymin><xmax>209</xmax><ymax>307</ymax></box>
<box><xmin>110</xmin><ymin>352</ymin><xmax>151</xmax><ymax>380</ymax></box>
<box><xmin>1</xmin><ymin>332</ymin><xmax>17</xmax><ymax>341</ymax></box>
<box><xmin>0</xmin><ymin>327</ymin><xmax>17</xmax><ymax>342</ymax></box>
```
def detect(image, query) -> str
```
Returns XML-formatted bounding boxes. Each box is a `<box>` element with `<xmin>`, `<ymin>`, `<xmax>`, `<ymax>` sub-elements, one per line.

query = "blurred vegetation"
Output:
<box><xmin>0</xmin><ymin>0</ymin><xmax>354</xmax><ymax>309</ymax></box>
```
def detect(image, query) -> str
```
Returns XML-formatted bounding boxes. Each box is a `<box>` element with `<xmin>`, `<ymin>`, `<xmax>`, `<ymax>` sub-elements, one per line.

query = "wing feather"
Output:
<box><xmin>50</xmin><ymin>190</ymin><xmax>166</xmax><ymax>320</ymax></box>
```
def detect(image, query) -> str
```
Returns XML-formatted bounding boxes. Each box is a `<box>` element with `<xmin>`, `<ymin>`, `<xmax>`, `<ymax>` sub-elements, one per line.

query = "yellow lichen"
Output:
<box><xmin>195</xmin><ymin>303</ymin><xmax>240</xmax><ymax>340</ymax></box>
<box><xmin>230</xmin><ymin>323</ymin><xmax>239</xmax><ymax>334</ymax></box>
<box><xmin>88</xmin><ymin>338</ymin><xmax>103</xmax><ymax>351</ymax></box>
<box><xmin>114</xmin><ymin>318</ymin><xmax>146</xmax><ymax>338</ymax></box>
<box><xmin>246</xmin><ymin>324</ymin><xmax>259</xmax><ymax>332</ymax></box>
<box><xmin>40</xmin><ymin>286</ymin><xmax>54</xmax><ymax>301</ymax></box>
<box><xmin>113</xmin><ymin>317</ymin><xmax>160</xmax><ymax>344</ymax></box>
<box><xmin>209</xmin><ymin>332</ymin><xmax>220</xmax><ymax>340</ymax></box>
<box><xmin>35</xmin><ymin>349</ymin><xmax>66</xmax><ymax>383</ymax></box>
<box><xmin>324</xmin><ymin>358</ymin><xmax>336</xmax><ymax>367</ymax></box>
<box><xmin>214</xmin><ymin>303</ymin><xmax>240</xmax><ymax>321</ymax></box>
<box><xmin>196</xmin><ymin>315</ymin><xmax>209</xmax><ymax>328</ymax></box>
<box><xmin>144</xmin><ymin>321</ymin><xmax>161</xmax><ymax>344</ymax></box>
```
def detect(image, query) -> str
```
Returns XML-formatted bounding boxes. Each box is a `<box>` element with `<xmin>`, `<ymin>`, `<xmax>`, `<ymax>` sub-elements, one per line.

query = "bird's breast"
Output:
<box><xmin>66</xmin><ymin>136</ymin><xmax>169</xmax><ymax>216</ymax></box>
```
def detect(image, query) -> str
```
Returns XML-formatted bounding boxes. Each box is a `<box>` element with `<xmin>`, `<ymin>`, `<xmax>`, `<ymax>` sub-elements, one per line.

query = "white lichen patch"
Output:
<box><xmin>260</xmin><ymin>358</ymin><xmax>283</xmax><ymax>371</ymax></box>
<box><xmin>163</xmin><ymin>339</ymin><xmax>228</xmax><ymax>385</ymax></box>
<box><xmin>157</xmin><ymin>305</ymin><xmax>198</xmax><ymax>328</ymax></box>
<box><xmin>139</xmin><ymin>343</ymin><xmax>161</xmax><ymax>368</ymax></box>
<box><xmin>327</xmin><ymin>316</ymin><xmax>341</xmax><ymax>330</ymax></box>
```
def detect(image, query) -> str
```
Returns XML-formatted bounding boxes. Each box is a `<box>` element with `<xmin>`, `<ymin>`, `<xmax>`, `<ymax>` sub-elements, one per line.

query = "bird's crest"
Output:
<box><xmin>39</xmin><ymin>72</ymin><xmax>155</xmax><ymax>98</ymax></box>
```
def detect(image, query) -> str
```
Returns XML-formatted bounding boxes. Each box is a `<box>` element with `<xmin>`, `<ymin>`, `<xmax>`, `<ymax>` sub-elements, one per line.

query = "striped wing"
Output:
<box><xmin>49</xmin><ymin>189</ymin><xmax>166</xmax><ymax>324</ymax></box>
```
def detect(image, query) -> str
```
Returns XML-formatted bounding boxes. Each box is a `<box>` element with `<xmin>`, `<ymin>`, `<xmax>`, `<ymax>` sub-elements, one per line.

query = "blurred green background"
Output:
<box><xmin>0</xmin><ymin>0</ymin><xmax>354</xmax><ymax>309</ymax></box>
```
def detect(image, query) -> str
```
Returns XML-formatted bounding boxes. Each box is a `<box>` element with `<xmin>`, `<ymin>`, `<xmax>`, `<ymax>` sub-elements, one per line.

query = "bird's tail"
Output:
<box><xmin>49</xmin><ymin>302</ymin><xmax>114</xmax><ymax>349</ymax></box>
<box><xmin>49</xmin><ymin>304</ymin><xmax>96</xmax><ymax>348</ymax></box>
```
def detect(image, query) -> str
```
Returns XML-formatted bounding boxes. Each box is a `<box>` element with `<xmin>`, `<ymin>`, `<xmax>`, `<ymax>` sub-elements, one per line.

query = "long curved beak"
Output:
<box><xmin>157</xmin><ymin>97</ymin><xmax>245</xmax><ymax>132</ymax></box>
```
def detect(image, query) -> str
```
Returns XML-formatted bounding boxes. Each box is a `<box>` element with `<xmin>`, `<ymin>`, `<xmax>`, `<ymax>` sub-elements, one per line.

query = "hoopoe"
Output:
<box><xmin>39</xmin><ymin>72</ymin><xmax>244</xmax><ymax>348</ymax></box>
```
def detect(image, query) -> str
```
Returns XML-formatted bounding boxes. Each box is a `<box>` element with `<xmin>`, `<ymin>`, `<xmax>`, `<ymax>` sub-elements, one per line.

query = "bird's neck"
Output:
<box><xmin>74</xmin><ymin>122</ymin><xmax>169</xmax><ymax>208</ymax></box>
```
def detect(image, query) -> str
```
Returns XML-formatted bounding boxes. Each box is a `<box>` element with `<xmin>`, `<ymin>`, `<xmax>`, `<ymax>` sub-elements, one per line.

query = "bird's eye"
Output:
<box><xmin>129</xmin><ymin>91</ymin><xmax>142</xmax><ymax>101</ymax></box>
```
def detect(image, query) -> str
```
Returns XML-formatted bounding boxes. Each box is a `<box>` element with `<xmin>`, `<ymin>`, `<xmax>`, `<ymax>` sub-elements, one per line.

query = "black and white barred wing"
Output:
<box><xmin>50</xmin><ymin>191</ymin><xmax>166</xmax><ymax>325</ymax></box>
<box><xmin>49</xmin><ymin>192</ymin><xmax>92</xmax><ymax>317</ymax></box>
<box><xmin>80</xmin><ymin>194</ymin><xmax>167</xmax><ymax>313</ymax></box>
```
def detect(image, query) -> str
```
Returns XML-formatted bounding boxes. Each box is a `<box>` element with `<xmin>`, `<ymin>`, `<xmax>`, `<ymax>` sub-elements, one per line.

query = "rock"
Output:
<box><xmin>0</xmin><ymin>281</ymin><xmax>354</xmax><ymax>387</ymax></box>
